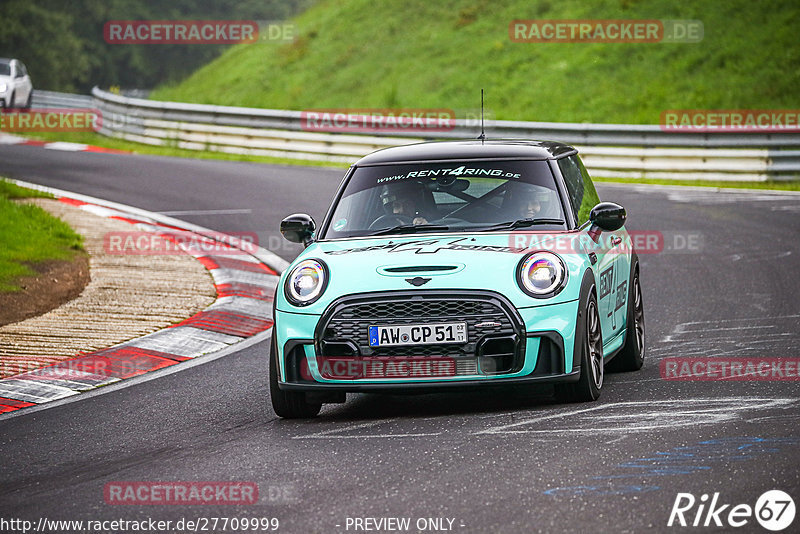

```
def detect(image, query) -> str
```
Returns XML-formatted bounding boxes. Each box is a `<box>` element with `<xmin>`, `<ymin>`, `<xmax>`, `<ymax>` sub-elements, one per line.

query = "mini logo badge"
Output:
<box><xmin>405</xmin><ymin>277</ymin><xmax>431</xmax><ymax>287</ymax></box>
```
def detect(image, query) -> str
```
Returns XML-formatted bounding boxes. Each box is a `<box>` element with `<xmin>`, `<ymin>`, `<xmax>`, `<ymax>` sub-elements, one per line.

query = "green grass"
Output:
<box><xmin>0</xmin><ymin>180</ymin><xmax>54</xmax><ymax>200</ymax></box>
<box><xmin>152</xmin><ymin>0</ymin><xmax>800</xmax><ymax>124</ymax></box>
<box><xmin>21</xmin><ymin>0</ymin><xmax>800</xmax><ymax>182</ymax></box>
<box><xmin>0</xmin><ymin>179</ymin><xmax>85</xmax><ymax>292</ymax></box>
<box><xmin>595</xmin><ymin>177</ymin><xmax>800</xmax><ymax>191</ymax></box>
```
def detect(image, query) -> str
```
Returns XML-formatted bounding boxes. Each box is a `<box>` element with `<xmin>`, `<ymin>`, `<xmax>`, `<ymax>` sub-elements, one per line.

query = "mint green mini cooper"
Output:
<box><xmin>270</xmin><ymin>140</ymin><xmax>644</xmax><ymax>418</ymax></box>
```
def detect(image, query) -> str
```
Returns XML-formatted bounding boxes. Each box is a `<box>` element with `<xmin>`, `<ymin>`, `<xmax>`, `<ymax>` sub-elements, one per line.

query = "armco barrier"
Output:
<box><xmin>28</xmin><ymin>89</ymin><xmax>800</xmax><ymax>181</ymax></box>
<box><xmin>31</xmin><ymin>90</ymin><xmax>93</xmax><ymax>109</ymax></box>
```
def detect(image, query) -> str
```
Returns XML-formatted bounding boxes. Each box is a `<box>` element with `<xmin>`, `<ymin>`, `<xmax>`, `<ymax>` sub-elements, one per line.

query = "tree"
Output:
<box><xmin>0</xmin><ymin>0</ymin><xmax>89</xmax><ymax>91</ymax></box>
<box><xmin>0</xmin><ymin>0</ymin><xmax>313</xmax><ymax>92</ymax></box>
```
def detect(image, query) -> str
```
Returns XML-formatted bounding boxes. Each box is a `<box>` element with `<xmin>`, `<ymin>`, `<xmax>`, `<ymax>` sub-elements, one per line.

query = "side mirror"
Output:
<box><xmin>280</xmin><ymin>213</ymin><xmax>316</xmax><ymax>246</ymax></box>
<box><xmin>589</xmin><ymin>202</ymin><xmax>626</xmax><ymax>232</ymax></box>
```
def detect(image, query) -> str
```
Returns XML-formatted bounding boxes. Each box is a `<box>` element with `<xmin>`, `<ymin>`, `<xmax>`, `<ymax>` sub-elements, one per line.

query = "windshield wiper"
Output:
<box><xmin>371</xmin><ymin>224</ymin><xmax>450</xmax><ymax>236</ymax></box>
<box><xmin>477</xmin><ymin>218</ymin><xmax>565</xmax><ymax>231</ymax></box>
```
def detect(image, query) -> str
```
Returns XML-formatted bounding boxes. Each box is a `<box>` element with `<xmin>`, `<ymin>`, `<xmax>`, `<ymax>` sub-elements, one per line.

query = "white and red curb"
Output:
<box><xmin>0</xmin><ymin>180</ymin><xmax>288</xmax><ymax>414</ymax></box>
<box><xmin>0</xmin><ymin>132</ymin><xmax>130</xmax><ymax>154</ymax></box>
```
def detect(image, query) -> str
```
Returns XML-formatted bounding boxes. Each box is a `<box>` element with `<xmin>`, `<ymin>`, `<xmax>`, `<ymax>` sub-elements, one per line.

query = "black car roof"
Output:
<box><xmin>354</xmin><ymin>139</ymin><xmax>578</xmax><ymax>166</ymax></box>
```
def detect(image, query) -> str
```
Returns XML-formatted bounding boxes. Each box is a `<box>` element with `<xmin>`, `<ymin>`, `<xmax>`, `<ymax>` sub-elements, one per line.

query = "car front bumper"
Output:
<box><xmin>274</xmin><ymin>290</ymin><xmax>581</xmax><ymax>392</ymax></box>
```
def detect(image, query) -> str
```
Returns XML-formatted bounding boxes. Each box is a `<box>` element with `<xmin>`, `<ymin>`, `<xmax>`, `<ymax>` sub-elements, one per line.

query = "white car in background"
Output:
<box><xmin>0</xmin><ymin>58</ymin><xmax>33</xmax><ymax>109</ymax></box>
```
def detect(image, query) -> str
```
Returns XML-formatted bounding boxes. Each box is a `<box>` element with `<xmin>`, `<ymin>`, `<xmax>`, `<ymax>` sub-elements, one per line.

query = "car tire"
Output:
<box><xmin>23</xmin><ymin>91</ymin><xmax>32</xmax><ymax>110</ymax></box>
<box><xmin>608</xmin><ymin>263</ymin><xmax>645</xmax><ymax>372</ymax></box>
<box><xmin>269</xmin><ymin>336</ymin><xmax>321</xmax><ymax>419</ymax></box>
<box><xmin>8</xmin><ymin>92</ymin><xmax>15</xmax><ymax>109</ymax></box>
<box><xmin>555</xmin><ymin>289</ymin><xmax>603</xmax><ymax>403</ymax></box>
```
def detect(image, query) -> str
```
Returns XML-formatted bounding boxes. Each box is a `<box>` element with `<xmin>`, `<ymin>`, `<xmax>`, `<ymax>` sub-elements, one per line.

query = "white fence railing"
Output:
<box><xmin>31</xmin><ymin>89</ymin><xmax>800</xmax><ymax>181</ymax></box>
<box><xmin>31</xmin><ymin>90</ymin><xmax>93</xmax><ymax>109</ymax></box>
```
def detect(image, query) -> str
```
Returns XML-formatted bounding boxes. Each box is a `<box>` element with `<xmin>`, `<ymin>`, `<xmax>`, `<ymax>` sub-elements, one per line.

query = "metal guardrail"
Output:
<box><xmin>31</xmin><ymin>90</ymin><xmax>93</xmax><ymax>109</ymax></box>
<box><xmin>31</xmin><ymin>89</ymin><xmax>800</xmax><ymax>181</ymax></box>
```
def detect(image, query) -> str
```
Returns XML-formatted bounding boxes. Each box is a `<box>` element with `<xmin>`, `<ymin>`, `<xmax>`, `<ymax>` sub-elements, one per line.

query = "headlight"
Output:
<box><xmin>284</xmin><ymin>258</ymin><xmax>328</xmax><ymax>306</ymax></box>
<box><xmin>516</xmin><ymin>251</ymin><xmax>567</xmax><ymax>298</ymax></box>
<box><xmin>0</xmin><ymin>83</ymin><xmax>7</xmax><ymax>93</ymax></box>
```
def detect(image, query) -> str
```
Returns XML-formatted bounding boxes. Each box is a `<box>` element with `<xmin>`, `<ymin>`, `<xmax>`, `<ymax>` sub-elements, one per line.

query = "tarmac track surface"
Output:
<box><xmin>1</xmin><ymin>145</ymin><xmax>799</xmax><ymax>533</ymax></box>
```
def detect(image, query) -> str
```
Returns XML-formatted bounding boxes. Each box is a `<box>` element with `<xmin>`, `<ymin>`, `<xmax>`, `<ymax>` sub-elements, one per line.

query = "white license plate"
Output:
<box><xmin>369</xmin><ymin>322</ymin><xmax>467</xmax><ymax>347</ymax></box>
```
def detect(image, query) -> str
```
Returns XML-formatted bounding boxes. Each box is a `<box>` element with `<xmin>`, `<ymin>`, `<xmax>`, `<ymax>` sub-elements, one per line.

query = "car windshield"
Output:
<box><xmin>322</xmin><ymin>159</ymin><xmax>567</xmax><ymax>238</ymax></box>
<box><xmin>0</xmin><ymin>62</ymin><xmax>10</xmax><ymax>76</ymax></box>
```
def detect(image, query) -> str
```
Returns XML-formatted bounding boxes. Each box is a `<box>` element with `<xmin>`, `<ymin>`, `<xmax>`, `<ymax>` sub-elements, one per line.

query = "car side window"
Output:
<box><xmin>557</xmin><ymin>155</ymin><xmax>600</xmax><ymax>227</ymax></box>
<box><xmin>19</xmin><ymin>63</ymin><xmax>27</xmax><ymax>77</ymax></box>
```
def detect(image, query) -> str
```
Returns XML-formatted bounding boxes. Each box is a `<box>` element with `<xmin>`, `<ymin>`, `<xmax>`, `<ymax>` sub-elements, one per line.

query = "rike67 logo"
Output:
<box><xmin>668</xmin><ymin>490</ymin><xmax>795</xmax><ymax>531</ymax></box>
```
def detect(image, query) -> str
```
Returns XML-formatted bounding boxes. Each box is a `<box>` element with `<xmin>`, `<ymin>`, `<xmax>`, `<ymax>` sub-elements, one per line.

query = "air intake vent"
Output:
<box><xmin>382</xmin><ymin>265</ymin><xmax>458</xmax><ymax>273</ymax></box>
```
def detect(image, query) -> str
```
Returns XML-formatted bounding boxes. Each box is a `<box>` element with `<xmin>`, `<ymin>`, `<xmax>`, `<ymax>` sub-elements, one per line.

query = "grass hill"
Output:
<box><xmin>152</xmin><ymin>0</ymin><xmax>800</xmax><ymax>124</ymax></box>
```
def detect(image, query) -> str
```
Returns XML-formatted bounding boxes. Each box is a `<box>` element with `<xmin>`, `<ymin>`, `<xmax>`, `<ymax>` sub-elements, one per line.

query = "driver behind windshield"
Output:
<box><xmin>518</xmin><ymin>198</ymin><xmax>541</xmax><ymax>218</ymax></box>
<box><xmin>379</xmin><ymin>183</ymin><xmax>429</xmax><ymax>225</ymax></box>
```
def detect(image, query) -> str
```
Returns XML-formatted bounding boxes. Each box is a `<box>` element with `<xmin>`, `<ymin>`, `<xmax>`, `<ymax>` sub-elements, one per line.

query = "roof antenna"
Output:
<box><xmin>477</xmin><ymin>89</ymin><xmax>485</xmax><ymax>144</ymax></box>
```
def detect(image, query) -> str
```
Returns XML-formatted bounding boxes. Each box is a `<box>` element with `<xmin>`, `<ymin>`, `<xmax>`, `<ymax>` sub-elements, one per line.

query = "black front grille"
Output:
<box><xmin>340</xmin><ymin>300</ymin><xmax>492</xmax><ymax>321</ymax></box>
<box><xmin>316</xmin><ymin>291</ymin><xmax>524</xmax><ymax>371</ymax></box>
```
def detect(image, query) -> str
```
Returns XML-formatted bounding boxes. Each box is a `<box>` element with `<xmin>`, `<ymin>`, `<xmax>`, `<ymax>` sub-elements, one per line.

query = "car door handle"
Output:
<box><xmin>611</xmin><ymin>236</ymin><xmax>622</xmax><ymax>246</ymax></box>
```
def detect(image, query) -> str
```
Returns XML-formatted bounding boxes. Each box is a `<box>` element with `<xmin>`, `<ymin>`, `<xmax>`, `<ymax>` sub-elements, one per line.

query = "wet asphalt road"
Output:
<box><xmin>1</xmin><ymin>145</ymin><xmax>799</xmax><ymax>533</ymax></box>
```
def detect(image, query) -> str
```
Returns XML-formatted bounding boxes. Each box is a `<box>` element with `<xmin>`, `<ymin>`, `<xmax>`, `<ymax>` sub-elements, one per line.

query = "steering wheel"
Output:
<box><xmin>368</xmin><ymin>214</ymin><xmax>412</xmax><ymax>230</ymax></box>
